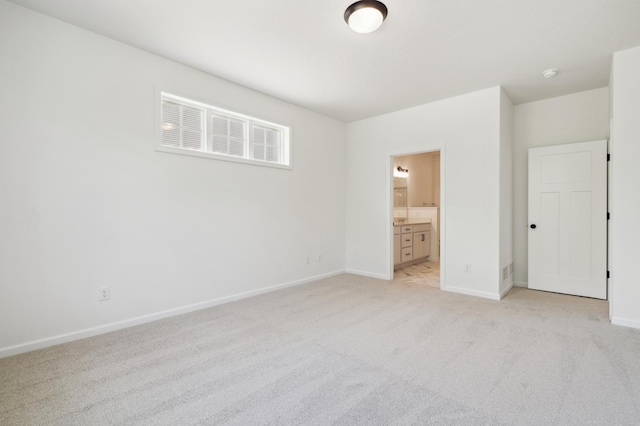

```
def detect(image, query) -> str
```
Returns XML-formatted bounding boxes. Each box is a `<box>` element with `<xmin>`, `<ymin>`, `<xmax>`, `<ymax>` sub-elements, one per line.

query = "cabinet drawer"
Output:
<box><xmin>401</xmin><ymin>247</ymin><xmax>413</xmax><ymax>261</ymax></box>
<box><xmin>413</xmin><ymin>223</ymin><xmax>430</xmax><ymax>232</ymax></box>
<box><xmin>394</xmin><ymin>226</ymin><xmax>400</xmax><ymax>235</ymax></box>
<box><xmin>401</xmin><ymin>225</ymin><xmax>413</xmax><ymax>234</ymax></box>
<box><xmin>401</xmin><ymin>233</ymin><xmax>413</xmax><ymax>248</ymax></box>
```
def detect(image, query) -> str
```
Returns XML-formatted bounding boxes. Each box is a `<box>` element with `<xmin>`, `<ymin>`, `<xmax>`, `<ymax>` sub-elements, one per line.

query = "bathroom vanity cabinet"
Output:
<box><xmin>393</xmin><ymin>222</ymin><xmax>431</xmax><ymax>268</ymax></box>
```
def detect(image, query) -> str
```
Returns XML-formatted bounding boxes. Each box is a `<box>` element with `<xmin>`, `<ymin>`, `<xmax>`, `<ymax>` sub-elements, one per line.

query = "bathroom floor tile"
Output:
<box><xmin>393</xmin><ymin>260</ymin><xmax>440</xmax><ymax>288</ymax></box>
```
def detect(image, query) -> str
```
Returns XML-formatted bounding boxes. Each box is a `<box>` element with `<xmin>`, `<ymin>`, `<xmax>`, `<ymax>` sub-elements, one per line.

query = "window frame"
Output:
<box><xmin>156</xmin><ymin>91</ymin><xmax>293</xmax><ymax>170</ymax></box>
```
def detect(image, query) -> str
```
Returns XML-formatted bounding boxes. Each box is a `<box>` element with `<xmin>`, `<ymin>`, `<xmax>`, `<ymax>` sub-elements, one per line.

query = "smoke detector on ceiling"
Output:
<box><xmin>542</xmin><ymin>69</ymin><xmax>558</xmax><ymax>79</ymax></box>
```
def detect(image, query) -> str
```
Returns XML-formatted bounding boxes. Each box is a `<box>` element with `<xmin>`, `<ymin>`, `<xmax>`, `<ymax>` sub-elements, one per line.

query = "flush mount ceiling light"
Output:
<box><xmin>344</xmin><ymin>1</ymin><xmax>388</xmax><ymax>34</ymax></box>
<box><xmin>542</xmin><ymin>68</ymin><xmax>558</xmax><ymax>78</ymax></box>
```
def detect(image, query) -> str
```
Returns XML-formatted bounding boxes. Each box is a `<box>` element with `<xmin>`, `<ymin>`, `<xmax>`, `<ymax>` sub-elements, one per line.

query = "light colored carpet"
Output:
<box><xmin>2</xmin><ymin>274</ymin><xmax>640</xmax><ymax>425</ymax></box>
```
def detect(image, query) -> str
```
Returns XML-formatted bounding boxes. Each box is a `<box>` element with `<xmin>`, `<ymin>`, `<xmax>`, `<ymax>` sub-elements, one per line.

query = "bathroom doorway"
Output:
<box><xmin>391</xmin><ymin>149</ymin><xmax>442</xmax><ymax>288</ymax></box>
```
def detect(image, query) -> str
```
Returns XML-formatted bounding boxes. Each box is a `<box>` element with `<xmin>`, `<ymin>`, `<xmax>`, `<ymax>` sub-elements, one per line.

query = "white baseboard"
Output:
<box><xmin>346</xmin><ymin>269</ymin><xmax>390</xmax><ymax>280</ymax></box>
<box><xmin>513</xmin><ymin>281</ymin><xmax>528</xmax><ymax>288</ymax></box>
<box><xmin>611</xmin><ymin>316</ymin><xmax>640</xmax><ymax>330</ymax></box>
<box><xmin>500</xmin><ymin>282</ymin><xmax>514</xmax><ymax>299</ymax></box>
<box><xmin>0</xmin><ymin>269</ymin><xmax>346</xmax><ymax>359</ymax></box>
<box><xmin>442</xmin><ymin>285</ymin><xmax>501</xmax><ymax>301</ymax></box>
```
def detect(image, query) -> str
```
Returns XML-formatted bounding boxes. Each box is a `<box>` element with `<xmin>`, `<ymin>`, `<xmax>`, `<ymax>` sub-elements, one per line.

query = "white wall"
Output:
<box><xmin>610</xmin><ymin>46</ymin><xmax>640</xmax><ymax>329</ymax></box>
<box><xmin>0</xmin><ymin>2</ymin><xmax>346</xmax><ymax>357</ymax></box>
<box><xmin>499</xmin><ymin>90</ymin><xmax>514</xmax><ymax>296</ymax></box>
<box><xmin>512</xmin><ymin>88</ymin><xmax>610</xmax><ymax>286</ymax></box>
<box><xmin>346</xmin><ymin>87</ymin><xmax>503</xmax><ymax>299</ymax></box>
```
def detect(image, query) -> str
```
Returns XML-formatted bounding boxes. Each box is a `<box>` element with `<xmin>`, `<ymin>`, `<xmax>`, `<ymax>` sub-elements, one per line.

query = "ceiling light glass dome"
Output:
<box><xmin>344</xmin><ymin>1</ymin><xmax>388</xmax><ymax>34</ymax></box>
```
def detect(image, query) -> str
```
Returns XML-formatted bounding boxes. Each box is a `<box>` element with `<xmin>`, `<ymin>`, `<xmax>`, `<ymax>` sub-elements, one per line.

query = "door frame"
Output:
<box><xmin>388</xmin><ymin>145</ymin><xmax>445</xmax><ymax>290</ymax></box>
<box><xmin>607</xmin><ymin>124</ymin><xmax>613</xmax><ymax>317</ymax></box>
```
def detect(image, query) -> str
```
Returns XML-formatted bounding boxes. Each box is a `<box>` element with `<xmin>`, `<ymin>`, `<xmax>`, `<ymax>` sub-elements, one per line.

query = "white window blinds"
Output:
<box><xmin>161</xmin><ymin>100</ymin><xmax>203</xmax><ymax>151</ymax></box>
<box><xmin>159</xmin><ymin>93</ymin><xmax>291</xmax><ymax>169</ymax></box>
<box><xmin>252</xmin><ymin>125</ymin><xmax>281</xmax><ymax>163</ymax></box>
<box><xmin>210</xmin><ymin>113</ymin><xmax>246</xmax><ymax>157</ymax></box>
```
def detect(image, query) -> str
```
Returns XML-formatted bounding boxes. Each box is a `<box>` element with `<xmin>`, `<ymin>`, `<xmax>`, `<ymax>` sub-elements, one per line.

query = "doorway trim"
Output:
<box><xmin>388</xmin><ymin>145</ymin><xmax>445</xmax><ymax>290</ymax></box>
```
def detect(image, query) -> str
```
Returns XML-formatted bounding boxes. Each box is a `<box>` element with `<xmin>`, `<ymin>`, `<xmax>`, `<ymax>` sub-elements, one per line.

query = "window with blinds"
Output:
<box><xmin>158</xmin><ymin>93</ymin><xmax>291</xmax><ymax>169</ymax></box>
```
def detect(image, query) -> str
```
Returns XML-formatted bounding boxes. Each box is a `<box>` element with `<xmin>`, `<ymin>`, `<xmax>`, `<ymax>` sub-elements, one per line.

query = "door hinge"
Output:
<box><xmin>607</xmin><ymin>271</ymin><xmax>610</xmax><ymax>279</ymax></box>
<box><xmin>607</xmin><ymin>153</ymin><xmax>611</xmax><ymax>161</ymax></box>
<box><xmin>607</xmin><ymin>212</ymin><xmax>610</xmax><ymax>220</ymax></box>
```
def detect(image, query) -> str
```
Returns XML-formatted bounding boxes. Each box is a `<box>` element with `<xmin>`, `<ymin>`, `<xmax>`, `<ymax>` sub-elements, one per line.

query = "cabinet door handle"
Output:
<box><xmin>421</xmin><ymin>234</ymin><xmax>425</xmax><ymax>242</ymax></box>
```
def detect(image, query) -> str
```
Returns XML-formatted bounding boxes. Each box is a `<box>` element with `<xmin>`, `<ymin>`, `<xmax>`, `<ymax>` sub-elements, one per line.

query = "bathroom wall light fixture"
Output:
<box><xmin>394</xmin><ymin>166</ymin><xmax>409</xmax><ymax>178</ymax></box>
<box><xmin>344</xmin><ymin>1</ymin><xmax>388</xmax><ymax>34</ymax></box>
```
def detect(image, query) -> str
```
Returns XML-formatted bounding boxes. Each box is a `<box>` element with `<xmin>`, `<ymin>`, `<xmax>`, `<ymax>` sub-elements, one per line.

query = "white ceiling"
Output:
<box><xmin>9</xmin><ymin>0</ymin><xmax>640</xmax><ymax>122</ymax></box>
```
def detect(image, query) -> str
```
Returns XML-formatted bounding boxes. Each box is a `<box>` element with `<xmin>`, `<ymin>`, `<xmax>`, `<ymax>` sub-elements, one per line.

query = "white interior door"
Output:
<box><xmin>528</xmin><ymin>140</ymin><xmax>607</xmax><ymax>299</ymax></box>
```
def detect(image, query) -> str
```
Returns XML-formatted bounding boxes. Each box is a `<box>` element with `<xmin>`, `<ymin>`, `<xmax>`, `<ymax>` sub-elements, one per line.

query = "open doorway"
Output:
<box><xmin>392</xmin><ymin>150</ymin><xmax>441</xmax><ymax>287</ymax></box>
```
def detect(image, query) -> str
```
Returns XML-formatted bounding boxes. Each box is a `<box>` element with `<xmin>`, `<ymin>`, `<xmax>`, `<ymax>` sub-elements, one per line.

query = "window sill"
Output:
<box><xmin>156</xmin><ymin>145</ymin><xmax>293</xmax><ymax>170</ymax></box>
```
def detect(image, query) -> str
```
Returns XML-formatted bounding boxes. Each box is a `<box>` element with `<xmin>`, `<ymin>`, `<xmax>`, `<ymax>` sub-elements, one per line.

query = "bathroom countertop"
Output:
<box><xmin>393</xmin><ymin>219</ymin><xmax>431</xmax><ymax>226</ymax></box>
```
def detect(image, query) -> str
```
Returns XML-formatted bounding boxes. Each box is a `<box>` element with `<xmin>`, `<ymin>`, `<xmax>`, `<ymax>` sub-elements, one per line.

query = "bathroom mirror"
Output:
<box><xmin>393</xmin><ymin>177</ymin><xmax>408</xmax><ymax>221</ymax></box>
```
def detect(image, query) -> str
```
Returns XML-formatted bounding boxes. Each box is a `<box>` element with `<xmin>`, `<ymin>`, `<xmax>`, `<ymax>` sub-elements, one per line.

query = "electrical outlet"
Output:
<box><xmin>305</xmin><ymin>255</ymin><xmax>310</xmax><ymax>264</ymax></box>
<box><xmin>98</xmin><ymin>286</ymin><xmax>110</xmax><ymax>301</ymax></box>
<box><xmin>464</xmin><ymin>264</ymin><xmax>471</xmax><ymax>273</ymax></box>
<box><xmin>317</xmin><ymin>254</ymin><xmax>322</xmax><ymax>262</ymax></box>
